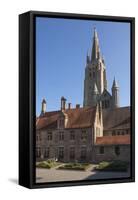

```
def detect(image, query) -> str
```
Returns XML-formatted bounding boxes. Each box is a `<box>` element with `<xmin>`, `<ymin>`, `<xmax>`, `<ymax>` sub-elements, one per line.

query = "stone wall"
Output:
<box><xmin>36</xmin><ymin>127</ymin><xmax>94</xmax><ymax>163</ymax></box>
<box><xmin>92</xmin><ymin>144</ymin><xmax>130</xmax><ymax>163</ymax></box>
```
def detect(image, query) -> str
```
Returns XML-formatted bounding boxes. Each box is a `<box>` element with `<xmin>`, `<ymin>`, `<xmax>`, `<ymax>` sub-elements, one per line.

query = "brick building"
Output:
<box><xmin>36</xmin><ymin>98</ymin><xmax>130</xmax><ymax>163</ymax></box>
<box><xmin>93</xmin><ymin>135</ymin><xmax>130</xmax><ymax>162</ymax></box>
<box><xmin>36</xmin><ymin>100</ymin><xmax>103</xmax><ymax>162</ymax></box>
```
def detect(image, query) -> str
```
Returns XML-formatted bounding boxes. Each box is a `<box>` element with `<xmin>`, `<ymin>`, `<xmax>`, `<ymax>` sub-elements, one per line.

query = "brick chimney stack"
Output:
<box><xmin>41</xmin><ymin>98</ymin><xmax>46</xmax><ymax>115</ymax></box>
<box><xmin>61</xmin><ymin>96</ymin><xmax>66</xmax><ymax>111</ymax></box>
<box><xmin>76</xmin><ymin>104</ymin><xmax>80</xmax><ymax>109</ymax></box>
<box><xmin>68</xmin><ymin>103</ymin><xmax>71</xmax><ymax>109</ymax></box>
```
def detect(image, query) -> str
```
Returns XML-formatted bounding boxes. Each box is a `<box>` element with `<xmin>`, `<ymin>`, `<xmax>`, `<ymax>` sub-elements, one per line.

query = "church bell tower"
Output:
<box><xmin>83</xmin><ymin>28</ymin><xmax>107</xmax><ymax>107</ymax></box>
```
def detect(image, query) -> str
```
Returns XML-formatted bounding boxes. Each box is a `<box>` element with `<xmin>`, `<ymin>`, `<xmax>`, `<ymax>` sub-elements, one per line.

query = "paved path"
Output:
<box><xmin>36</xmin><ymin>166</ymin><xmax>130</xmax><ymax>183</ymax></box>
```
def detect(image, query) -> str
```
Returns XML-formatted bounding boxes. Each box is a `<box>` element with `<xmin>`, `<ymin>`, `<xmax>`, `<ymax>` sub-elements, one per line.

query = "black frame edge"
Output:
<box><xmin>131</xmin><ymin>17</ymin><xmax>135</xmax><ymax>182</ymax></box>
<box><xmin>19</xmin><ymin>12</ymin><xmax>32</xmax><ymax>188</ymax></box>
<box><xmin>22</xmin><ymin>10</ymin><xmax>135</xmax><ymax>21</ymax></box>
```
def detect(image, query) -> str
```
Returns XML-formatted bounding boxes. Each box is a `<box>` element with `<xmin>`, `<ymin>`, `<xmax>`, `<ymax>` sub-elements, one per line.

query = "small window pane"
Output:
<box><xmin>99</xmin><ymin>146</ymin><xmax>104</xmax><ymax>154</ymax></box>
<box><xmin>115</xmin><ymin>146</ymin><xmax>120</xmax><ymax>156</ymax></box>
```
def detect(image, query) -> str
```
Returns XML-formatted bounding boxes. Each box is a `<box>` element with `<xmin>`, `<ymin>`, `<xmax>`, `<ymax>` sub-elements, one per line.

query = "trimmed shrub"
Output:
<box><xmin>36</xmin><ymin>161</ymin><xmax>51</xmax><ymax>169</ymax></box>
<box><xmin>36</xmin><ymin>160</ymin><xmax>61</xmax><ymax>169</ymax></box>
<box><xmin>58</xmin><ymin>163</ymin><xmax>91</xmax><ymax>170</ymax></box>
<box><xmin>96</xmin><ymin>160</ymin><xmax>129</xmax><ymax>172</ymax></box>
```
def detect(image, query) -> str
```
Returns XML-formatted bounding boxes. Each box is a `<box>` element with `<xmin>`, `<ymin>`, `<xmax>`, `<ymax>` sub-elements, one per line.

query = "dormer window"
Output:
<box><xmin>58</xmin><ymin>112</ymin><xmax>68</xmax><ymax>129</ymax></box>
<box><xmin>58</xmin><ymin>116</ymin><xmax>65</xmax><ymax>129</ymax></box>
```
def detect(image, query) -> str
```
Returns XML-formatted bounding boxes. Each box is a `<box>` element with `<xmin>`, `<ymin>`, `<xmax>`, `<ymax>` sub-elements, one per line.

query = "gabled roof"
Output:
<box><xmin>36</xmin><ymin>107</ymin><xmax>96</xmax><ymax>130</ymax></box>
<box><xmin>100</xmin><ymin>88</ymin><xmax>112</xmax><ymax>99</ymax></box>
<box><xmin>96</xmin><ymin>135</ymin><xmax>130</xmax><ymax>145</ymax></box>
<box><xmin>103</xmin><ymin>106</ymin><xmax>130</xmax><ymax>131</ymax></box>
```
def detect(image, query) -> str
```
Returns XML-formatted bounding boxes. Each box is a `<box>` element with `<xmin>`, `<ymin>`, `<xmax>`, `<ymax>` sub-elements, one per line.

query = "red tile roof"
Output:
<box><xmin>96</xmin><ymin>135</ymin><xmax>130</xmax><ymax>145</ymax></box>
<box><xmin>103</xmin><ymin>106</ymin><xmax>130</xmax><ymax>131</ymax></box>
<box><xmin>36</xmin><ymin>107</ymin><xmax>96</xmax><ymax>130</ymax></box>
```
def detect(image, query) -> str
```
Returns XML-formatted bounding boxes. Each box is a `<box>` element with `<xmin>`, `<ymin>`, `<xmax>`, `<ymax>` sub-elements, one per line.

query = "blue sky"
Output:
<box><xmin>36</xmin><ymin>17</ymin><xmax>130</xmax><ymax>115</ymax></box>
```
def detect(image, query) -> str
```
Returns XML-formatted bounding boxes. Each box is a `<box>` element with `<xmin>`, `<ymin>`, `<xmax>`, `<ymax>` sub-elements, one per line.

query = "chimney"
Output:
<box><xmin>68</xmin><ymin>103</ymin><xmax>71</xmax><ymax>109</ymax></box>
<box><xmin>41</xmin><ymin>98</ymin><xmax>46</xmax><ymax>115</ymax></box>
<box><xmin>61</xmin><ymin>96</ymin><xmax>66</xmax><ymax>111</ymax></box>
<box><xmin>76</xmin><ymin>104</ymin><xmax>80</xmax><ymax>109</ymax></box>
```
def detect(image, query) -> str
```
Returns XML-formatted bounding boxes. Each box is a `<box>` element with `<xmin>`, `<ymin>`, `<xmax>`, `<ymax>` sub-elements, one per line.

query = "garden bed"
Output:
<box><xmin>95</xmin><ymin>160</ymin><xmax>129</xmax><ymax>172</ymax></box>
<box><xmin>36</xmin><ymin>160</ymin><xmax>61</xmax><ymax>169</ymax></box>
<box><xmin>58</xmin><ymin>163</ymin><xmax>91</xmax><ymax>171</ymax></box>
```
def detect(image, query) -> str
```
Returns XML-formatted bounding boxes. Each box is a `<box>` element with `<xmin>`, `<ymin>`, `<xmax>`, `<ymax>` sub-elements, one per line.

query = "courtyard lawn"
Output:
<box><xmin>95</xmin><ymin>160</ymin><xmax>129</xmax><ymax>172</ymax></box>
<box><xmin>58</xmin><ymin>163</ymin><xmax>92</xmax><ymax>171</ymax></box>
<box><xmin>36</xmin><ymin>160</ymin><xmax>61</xmax><ymax>169</ymax></box>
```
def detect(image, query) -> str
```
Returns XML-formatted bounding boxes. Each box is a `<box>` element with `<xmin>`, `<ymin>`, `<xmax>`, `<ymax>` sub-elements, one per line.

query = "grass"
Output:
<box><xmin>95</xmin><ymin>160</ymin><xmax>129</xmax><ymax>172</ymax></box>
<box><xmin>58</xmin><ymin>163</ymin><xmax>91</xmax><ymax>171</ymax></box>
<box><xmin>36</xmin><ymin>159</ymin><xmax>61</xmax><ymax>169</ymax></box>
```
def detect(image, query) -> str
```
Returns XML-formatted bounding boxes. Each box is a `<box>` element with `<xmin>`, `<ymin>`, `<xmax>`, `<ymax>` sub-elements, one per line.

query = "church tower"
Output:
<box><xmin>112</xmin><ymin>78</ymin><xmax>120</xmax><ymax>108</ymax></box>
<box><xmin>83</xmin><ymin>28</ymin><xmax>107</xmax><ymax>107</ymax></box>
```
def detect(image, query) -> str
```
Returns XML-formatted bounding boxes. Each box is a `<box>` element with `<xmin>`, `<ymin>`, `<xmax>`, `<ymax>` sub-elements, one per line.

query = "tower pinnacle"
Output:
<box><xmin>91</xmin><ymin>28</ymin><xmax>101</xmax><ymax>62</ymax></box>
<box><xmin>112</xmin><ymin>77</ymin><xmax>118</xmax><ymax>88</ymax></box>
<box><xmin>86</xmin><ymin>50</ymin><xmax>90</xmax><ymax>63</ymax></box>
<box><xmin>112</xmin><ymin>77</ymin><xmax>120</xmax><ymax>108</ymax></box>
